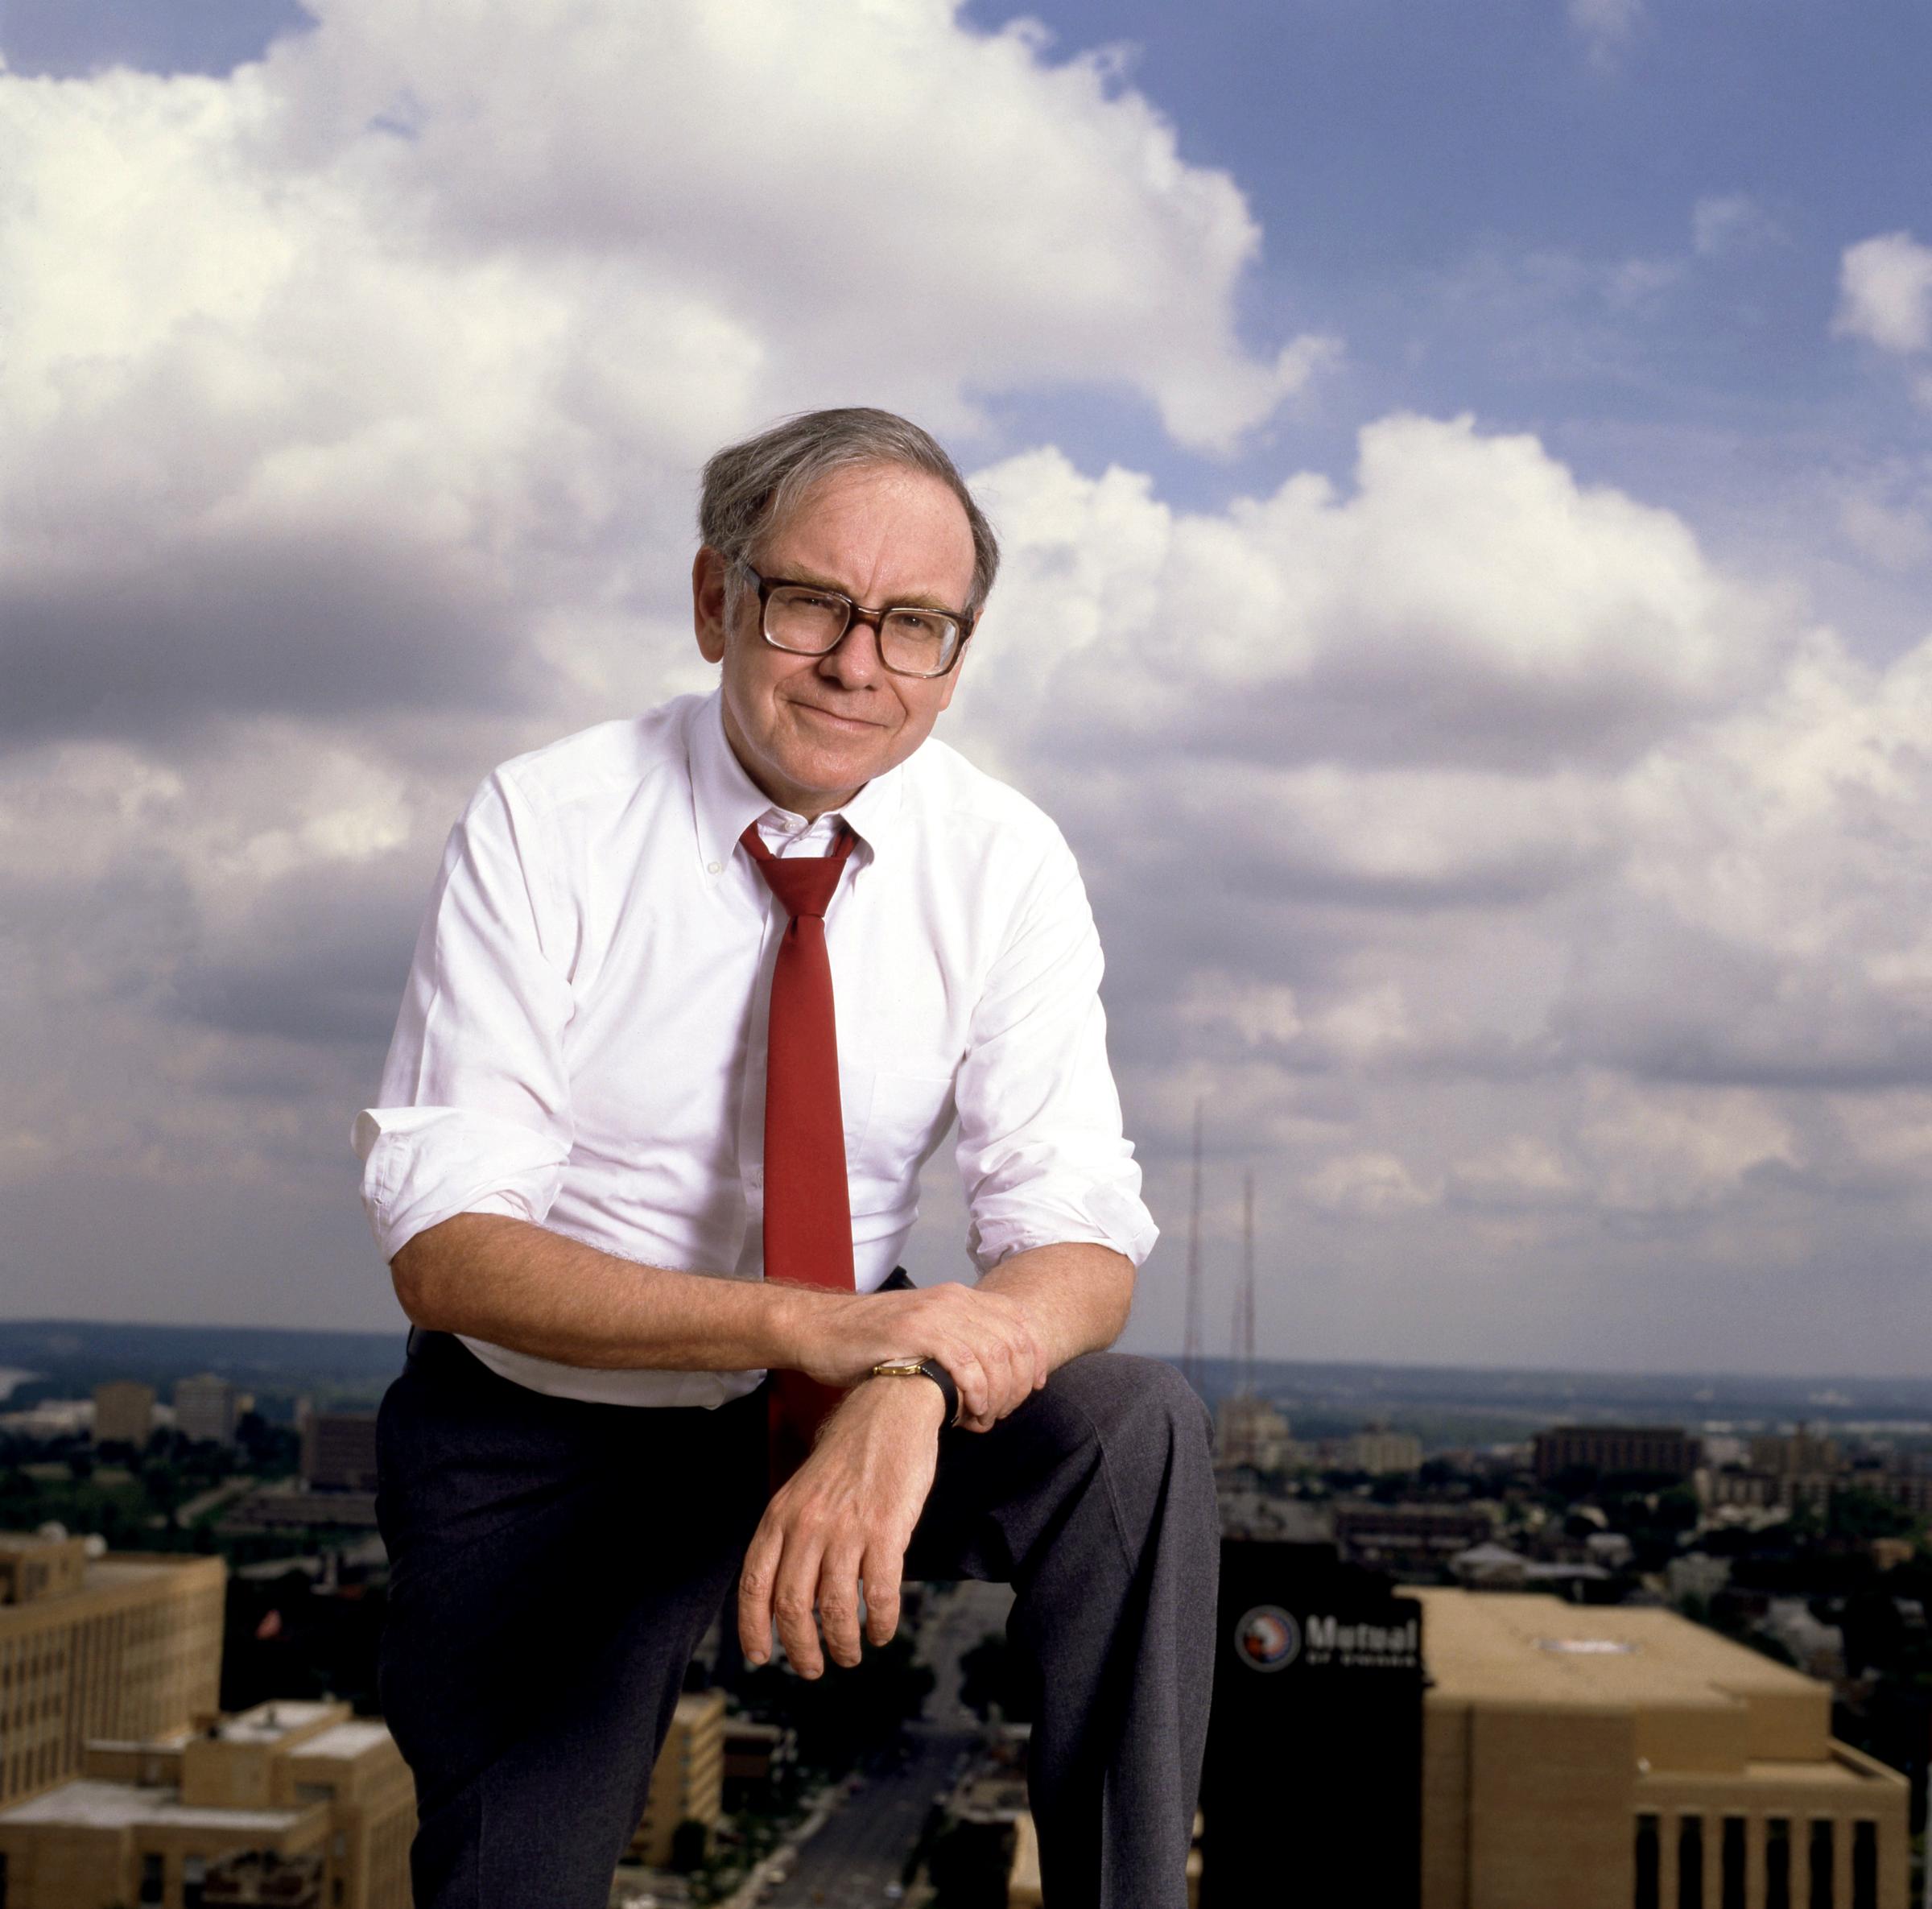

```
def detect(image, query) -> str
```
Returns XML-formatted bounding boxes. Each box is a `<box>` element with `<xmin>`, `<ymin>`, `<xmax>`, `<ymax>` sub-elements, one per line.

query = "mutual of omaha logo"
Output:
<box><xmin>1233</xmin><ymin>1604</ymin><xmax>1301</xmax><ymax>1672</ymax></box>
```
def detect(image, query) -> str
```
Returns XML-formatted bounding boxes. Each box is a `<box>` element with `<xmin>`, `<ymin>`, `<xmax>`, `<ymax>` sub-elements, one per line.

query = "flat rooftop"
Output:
<box><xmin>292</xmin><ymin>1721</ymin><xmax>393</xmax><ymax>1760</ymax></box>
<box><xmin>217</xmin><ymin>1700</ymin><xmax>342</xmax><ymax>1744</ymax></box>
<box><xmin>0</xmin><ymin>1780</ymin><xmax>308</xmax><ymax>1833</ymax></box>
<box><xmin>1414</xmin><ymin>1589</ymin><xmax>1823</xmax><ymax>1713</ymax></box>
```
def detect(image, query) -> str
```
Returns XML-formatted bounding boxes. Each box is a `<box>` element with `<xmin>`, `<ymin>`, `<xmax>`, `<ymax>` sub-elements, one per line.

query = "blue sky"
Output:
<box><xmin>3</xmin><ymin>0</ymin><xmax>1931</xmax><ymax>1372</ymax></box>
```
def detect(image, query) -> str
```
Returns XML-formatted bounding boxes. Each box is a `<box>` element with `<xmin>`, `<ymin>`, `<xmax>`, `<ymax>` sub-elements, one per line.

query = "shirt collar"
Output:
<box><xmin>687</xmin><ymin>690</ymin><xmax>906</xmax><ymax>880</ymax></box>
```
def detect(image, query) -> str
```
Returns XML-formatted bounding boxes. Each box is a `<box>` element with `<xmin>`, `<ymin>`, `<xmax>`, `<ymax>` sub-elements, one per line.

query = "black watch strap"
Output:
<box><xmin>916</xmin><ymin>1357</ymin><xmax>961</xmax><ymax>1428</ymax></box>
<box><xmin>870</xmin><ymin>1353</ymin><xmax>961</xmax><ymax>1428</ymax></box>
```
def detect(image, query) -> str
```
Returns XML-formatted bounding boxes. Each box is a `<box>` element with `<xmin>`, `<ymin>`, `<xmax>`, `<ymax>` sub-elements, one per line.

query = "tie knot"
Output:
<box><xmin>739</xmin><ymin>821</ymin><xmax>855</xmax><ymax>921</ymax></box>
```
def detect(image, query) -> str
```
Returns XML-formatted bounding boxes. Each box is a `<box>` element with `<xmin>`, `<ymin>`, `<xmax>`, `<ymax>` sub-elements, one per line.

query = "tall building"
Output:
<box><xmin>1198</xmin><ymin>1546</ymin><xmax>1909</xmax><ymax>1909</ymax></box>
<box><xmin>1215</xmin><ymin>1398</ymin><xmax>1292</xmax><ymax>1473</ymax></box>
<box><xmin>1416</xmin><ymin>1589</ymin><xmax>1908</xmax><ymax>1909</ymax></box>
<box><xmin>0</xmin><ymin>1531</ymin><xmax>224</xmax><ymax>1808</ymax></box>
<box><xmin>630</xmin><ymin>1688</ymin><xmax>725</xmax><ymax>1867</ymax></box>
<box><xmin>1750</xmin><ymin>1428</ymin><xmax>1843</xmax><ymax>1477</ymax></box>
<box><xmin>301</xmin><ymin>1411</ymin><xmax>381</xmax><ymax>1492</ymax></box>
<box><xmin>0</xmin><ymin>1698</ymin><xmax>415</xmax><ymax>1909</ymax></box>
<box><xmin>173</xmin><ymin>1375</ymin><xmax>240</xmax><ymax>1448</ymax></box>
<box><xmin>92</xmin><ymin>1382</ymin><xmax>156</xmax><ymax>1448</ymax></box>
<box><xmin>1533</xmin><ymin>1424</ymin><xmax>1702</xmax><ymax>1485</ymax></box>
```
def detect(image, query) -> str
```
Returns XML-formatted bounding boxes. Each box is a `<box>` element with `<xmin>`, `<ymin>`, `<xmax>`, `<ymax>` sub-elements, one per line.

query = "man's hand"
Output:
<box><xmin>788</xmin><ymin>1281</ymin><xmax>1046</xmax><ymax>1432</ymax></box>
<box><xmin>737</xmin><ymin>1377</ymin><xmax>945</xmax><ymax>1677</ymax></box>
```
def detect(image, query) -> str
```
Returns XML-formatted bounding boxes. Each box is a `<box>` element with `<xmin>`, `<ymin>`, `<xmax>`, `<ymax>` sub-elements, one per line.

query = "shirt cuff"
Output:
<box><xmin>968</xmin><ymin>1176</ymin><xmax>1159</xmax><ymax>1275</ymax></box>
<box><xmin>353</xmin><ymin>1105</ymin><xmax>571</xmax><ymax>1264</ymax></box>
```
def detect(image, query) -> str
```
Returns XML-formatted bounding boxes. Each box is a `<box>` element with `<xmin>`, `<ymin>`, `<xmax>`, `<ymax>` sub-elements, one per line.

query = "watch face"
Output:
<box><xmin>875</xmin><ymin>1359</ymin><xmax>923</xmax><ymax>1377</ymax></box>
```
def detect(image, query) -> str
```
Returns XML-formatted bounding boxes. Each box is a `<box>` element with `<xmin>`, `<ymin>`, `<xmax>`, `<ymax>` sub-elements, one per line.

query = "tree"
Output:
<box><xmin>669</xmin><ymin>1817</ymin><xmax>711</xmax><ymax>1873</ymax></box>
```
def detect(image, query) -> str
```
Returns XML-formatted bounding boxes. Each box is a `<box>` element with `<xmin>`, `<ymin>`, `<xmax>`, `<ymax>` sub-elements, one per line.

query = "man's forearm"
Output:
<box><xmin>975</xmin><ymin>1242</ymin><xmax>1134</xmax><ymax>1374</ymax></box>
<box><xmin>391</xmin><ymin>1213</ymin><xmax>826</xmax><ymax>1371</ymax></box>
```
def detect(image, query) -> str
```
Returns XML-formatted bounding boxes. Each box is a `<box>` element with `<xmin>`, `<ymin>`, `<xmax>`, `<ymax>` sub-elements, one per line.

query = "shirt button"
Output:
<box><xmin>707</xmin><ymin>861</ymin><xmax>722</xmax><ymax>875</ymax></box>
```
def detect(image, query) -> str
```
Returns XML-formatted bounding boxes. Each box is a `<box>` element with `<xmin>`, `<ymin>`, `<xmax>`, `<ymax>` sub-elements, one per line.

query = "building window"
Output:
<box><xmin>1635</xmin><ymin>1814</ymin><xmax>1661</xmax><ymax>1909</ymax></box>
<box><xmin>1768</xmin><ymin>1819</ymin><xmax>1792</xmax><ymax>1909</ymax></box>
<box><xmin>1</xmin><ymin>1847</ymin><xmax>10</xmax><ymax>1909</ymax></box>
<box><xmin>1810</xmin><ymin>1820</ymin><xmax>1834</xmax><ymax>1909</ymax></box>
<box><xmin>184</xmin><ymin>1857</ymin><xmax>206</xmax><ymax>1909</ymax></box>
<box><xmin>1721</xmin><ymin>1816</ymin><xmax>1746</xmax><ymax>1909</ymax></box>
<box><xmin>139</xmin><ymin>1853</ymin><xmax>164</xmax><ymax>1905</ymax></box>
<box><xmin>1678</xmin><ymin>1815</ymin><xmax>1704</xmax><ymax>1909</ymax></box>
<box><xmin>1852</xmin><ymin>1820</ymin><xmax>1877</xmax><ymax>1909</ymax></box>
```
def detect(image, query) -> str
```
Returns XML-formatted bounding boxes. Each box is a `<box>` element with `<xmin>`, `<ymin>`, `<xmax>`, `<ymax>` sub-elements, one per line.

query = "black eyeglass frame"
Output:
<box><xmin>737</xmin><ymin>561</ymin><xmax>975</xmax><ymax>679</ymax></box>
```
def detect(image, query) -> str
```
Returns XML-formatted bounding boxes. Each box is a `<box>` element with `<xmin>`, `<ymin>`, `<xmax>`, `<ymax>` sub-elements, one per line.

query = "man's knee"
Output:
<box><xmin>1034</xmin><ymin>1353</ymin><xmax>1215</xmax><ymax>1478</ymax></box>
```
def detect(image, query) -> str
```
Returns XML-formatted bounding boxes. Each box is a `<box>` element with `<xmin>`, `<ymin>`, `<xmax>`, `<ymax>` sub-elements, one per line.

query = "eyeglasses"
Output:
<box><xmin>738</xmin><ymin>563</ymin><xmax>972</xmax><ymax>679</ymax></box>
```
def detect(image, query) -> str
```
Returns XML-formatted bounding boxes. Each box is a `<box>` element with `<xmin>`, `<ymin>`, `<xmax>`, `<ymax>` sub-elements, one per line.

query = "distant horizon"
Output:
<box><xmin>5</xmin><ymin>1314</ymin><xmax>1932</xmax><ymax>1391</ymax></box>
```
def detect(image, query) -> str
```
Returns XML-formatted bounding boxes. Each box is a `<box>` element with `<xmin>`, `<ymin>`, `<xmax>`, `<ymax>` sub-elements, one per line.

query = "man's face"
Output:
<box><xmin>692</xmin><ymin>462</ymin><xmax>976</xmax><ymax>818</ymax></box>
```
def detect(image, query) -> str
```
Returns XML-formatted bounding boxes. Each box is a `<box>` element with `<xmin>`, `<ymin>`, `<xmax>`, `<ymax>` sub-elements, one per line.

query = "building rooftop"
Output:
<box><xmin>0</xmin><ymin>1779</ymin><xmax>309</xmax><ymax>1833</ymax></box>
<box><xmin>1415</xmin><ymin>1589</ymin><xmax>1820</xmax><ymax>1712</ymax></box>
<box><xmin>215</xmin><ymin>1700</ymin><xmax>342</xmax><ymax>1745</ymax></box>
<box><xmin>291</xmin><ymin>1721</ymin><xmax>393</xmax><ymax>1760</ymax></box>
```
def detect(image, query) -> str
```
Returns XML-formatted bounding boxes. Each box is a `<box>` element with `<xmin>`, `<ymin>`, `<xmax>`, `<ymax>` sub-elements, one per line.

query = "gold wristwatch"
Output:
<box><xmin>869</xmin><ymin>1357</ymin><xmax>961</xmax><ymax>1428</ymax></box>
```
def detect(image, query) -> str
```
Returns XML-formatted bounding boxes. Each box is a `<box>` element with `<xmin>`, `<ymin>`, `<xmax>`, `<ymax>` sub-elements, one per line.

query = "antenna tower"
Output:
<box><xmin>1232</xmin><ymin>1169</ymin><xmax>1257</xmax><ymax>1399</ymax></box>
<box><xmin>1182</xmin><ymin>1100</ymin><xmax>1204</xmax><ymax>1397</ymax></box>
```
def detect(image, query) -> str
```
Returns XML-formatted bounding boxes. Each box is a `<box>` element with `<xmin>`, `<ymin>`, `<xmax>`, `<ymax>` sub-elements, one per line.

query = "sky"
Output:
<box><xmin>3</xmin><ymin>0</ymin><xmax>1931</xmax><ymax>1374</ymax></box>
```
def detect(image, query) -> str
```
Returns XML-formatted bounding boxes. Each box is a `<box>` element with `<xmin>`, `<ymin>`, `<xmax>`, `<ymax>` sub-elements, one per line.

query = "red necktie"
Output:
<box><xmin>740</xmin><ymin>820</ymin><xmax>858</xmax><ymax>1485</ymax></box>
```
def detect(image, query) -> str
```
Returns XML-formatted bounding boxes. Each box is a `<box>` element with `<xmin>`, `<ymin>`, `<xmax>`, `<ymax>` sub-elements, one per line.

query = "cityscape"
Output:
<box><xmin>5</xmin><ymin>2</ymin><xmax>1931</xmax><ymax>1907</ymax></box>
<box><xmin>4</xmin><ymin>1323</ymin><xmax>1930</xmax><ymax>1906</ymax></box>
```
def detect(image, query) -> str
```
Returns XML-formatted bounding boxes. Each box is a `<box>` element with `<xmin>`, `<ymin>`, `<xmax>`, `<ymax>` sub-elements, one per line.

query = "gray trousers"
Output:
<box><xmin>375</xmin><ymin>1330</ymin><xmax>1217</xmax><ymax>1909</ymax></box>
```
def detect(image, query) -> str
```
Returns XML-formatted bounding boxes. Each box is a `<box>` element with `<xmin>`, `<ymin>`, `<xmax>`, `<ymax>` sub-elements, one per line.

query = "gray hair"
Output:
<box><xmin>699</xmin><ymin>407</ymin><xmax>1000</xmax><ymax>619</ymax></box>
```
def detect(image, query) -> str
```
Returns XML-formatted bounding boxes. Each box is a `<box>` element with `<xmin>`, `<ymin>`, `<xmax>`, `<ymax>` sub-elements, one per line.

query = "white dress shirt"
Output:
<box><xmin>353</xmin><ymin>689</ymin><xmax>1156</xmax><ymax>1407</ymax></box>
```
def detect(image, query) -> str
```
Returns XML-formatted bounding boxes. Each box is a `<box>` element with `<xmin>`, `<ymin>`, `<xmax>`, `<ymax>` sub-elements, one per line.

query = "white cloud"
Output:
<box><xmin>1568</xmin><ymin>0</ymin><xmax>1645</xmax><ymax>71</ymax></box>
<box><xmin>1835</xmin><ymin>231</ymin><xmax>1932</xmax><ymax>355</ymax></box>
<box><xmin>1691</xmin><ymin>192</ymin><xmax>1782</xmax><ymax>259</ymax></box>
<box><xmin>1839</xmin><ymin>493</ymin><xmax>1932</xmax><ymax>573</ymax></box>
<box><xmin>1303</xmin><ymin>1151</ymin><xmax>1441</xmax><ymax>1217</ymax></box>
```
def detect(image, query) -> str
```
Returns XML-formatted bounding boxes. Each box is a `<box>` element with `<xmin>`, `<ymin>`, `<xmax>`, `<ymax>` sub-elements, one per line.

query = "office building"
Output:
<box><xmin>1198</xmin><ymin>1544</ymin><xmax>1908</xmax><ymax>1909</ymax></box>
<box><xmin>173</xmin><ymin>1376</ymin><xmax>241</xmax><ymax>1448</ymax></box>
<box><xmin>0</xmin><ymin>1698</ymin><xmax>414</xmax><ymax>1909</ymax></box>
<box><xmin>1750</xmin><ymin>1429</ymin><xmax>1843</xmax><ymax>1478</ymax></box>
<box><xmin>1347</xmin><ymin>1428</ymin><xmax>1424</xmax><ymax>1476</ymax></box>
<box><xmin>300</xmin><ymin>1412</ymin><xmax>381</xmax><ymax>1493</ymax></box>
<box><xmin>1203</xmin><ymin>1541</ymin><xmax>1426</xmax><ymax>1907</ymax></box>
<box><xmin>1416</xmin><ymin>1588</ymin><xmax>1907</xmax><ymax>1909</ymax></box>
<box><xmin>92</xmin><ymin>1382</ymin><xmax>156</xmax><ymax>1449</ymax></box>
<box><xmin>629</xmin><ymin>1688</ymin><xmax>725</xmax><ymax>1867</ymax></box>
<box><xmin>1533</xmin><ymin>1425</ymin><xmax>1701</xmax><ymax>1485</ymax></box>
<box><xmin>1216</xmin><ymin>1398</ymin><xmax>1292</xmax><ymax>1473</ymax></box>
<box><xmin>0</xmin><ymin>1531</ymin><xmax>224</xmax><ymax>1808</ymax></box>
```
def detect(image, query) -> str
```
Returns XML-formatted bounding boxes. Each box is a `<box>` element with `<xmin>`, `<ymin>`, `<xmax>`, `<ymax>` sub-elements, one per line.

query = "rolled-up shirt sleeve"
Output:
<box><xmin>353</xmin><ymin>769</ymin><xmax>575</xmax><ymax>1264</ymax></box>
<box><xmin>956</xmin><ymin>829</ymin><xmax>1158</xmax><ymax>1273</ymax></box>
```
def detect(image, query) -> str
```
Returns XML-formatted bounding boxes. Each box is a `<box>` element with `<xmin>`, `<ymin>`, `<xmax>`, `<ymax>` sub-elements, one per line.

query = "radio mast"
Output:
<box><xmin>1232</xmin><ymin>1169</ymin><xmax>1257</xmax><ymax>1399</ymax></box>
<box><xmin>1182</xmin><ymin>1101</ymin><xmax>1204</xmax><ymax>1397</ymax></box>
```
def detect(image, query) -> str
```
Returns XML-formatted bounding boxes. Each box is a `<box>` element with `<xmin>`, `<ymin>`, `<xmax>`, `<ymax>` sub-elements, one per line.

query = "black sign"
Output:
<box><xmin>1201</xmin><ymin>1540</ymin><xmax>1425</xmax><ymax>1908</ymax></box>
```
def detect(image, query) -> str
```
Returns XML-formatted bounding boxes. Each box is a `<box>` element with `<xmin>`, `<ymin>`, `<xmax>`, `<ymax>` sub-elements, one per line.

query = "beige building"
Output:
<box><xmin>1417</xmin><ymin>1588</ymin><xmax>1908</xmax><ymax>1909</ymax></box>
<box><xmin>1215</xmin><ymin>1398</ymin><xmax>1292</xmax><ymax>1473</ymax></box>
<box><xmin>1347</xmin><ymin>1428</ymin><xmax>1424</xmax><ymax>1476</ymax></box>
<box><xmin>93</xmin><ymin>1382</ymin><xmax>157</xmax><ymax>1449</ymax></box>
<box><xmin>630</xmin><ymin>1688</ymin><xmax>725</xmax><ymax>1867</ymax></box>
<box><xmin>0</xmin><ymin>1532</ymin><xmax>224</xmax><ymax>1808</ymax></box>
<box><xmin>1750</xmin><ymin>1428</ymin><xmax>1844</xmax><ymax>1478</ymax></box>
<box><xmin>0</xmin><ymin>1698</ymin><xmax>415</xmax><ymax>1909</ymax></box>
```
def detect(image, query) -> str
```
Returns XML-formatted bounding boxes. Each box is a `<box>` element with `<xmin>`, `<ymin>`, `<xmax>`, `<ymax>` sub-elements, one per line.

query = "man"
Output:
<box><xmin>356</xmin><ymin>407</ymin><xmax>1216</xmax><ymax>1909</ymax></box>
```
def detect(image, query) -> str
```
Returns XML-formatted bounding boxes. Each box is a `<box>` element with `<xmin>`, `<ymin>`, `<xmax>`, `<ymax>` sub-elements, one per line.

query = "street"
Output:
<box><xmin>759</xmin><ymin>1581</ymin><xmax>1013</xmax><ymax>1909</ymax></box>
